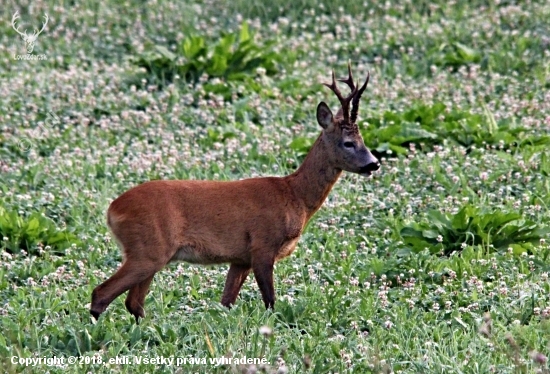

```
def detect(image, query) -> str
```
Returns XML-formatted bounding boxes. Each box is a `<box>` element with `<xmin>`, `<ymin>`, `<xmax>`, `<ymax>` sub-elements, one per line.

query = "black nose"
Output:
<box><xmin>360</xmin><ymin>161</ymin><xmax>380</xmax><ymax>173</ymax></box>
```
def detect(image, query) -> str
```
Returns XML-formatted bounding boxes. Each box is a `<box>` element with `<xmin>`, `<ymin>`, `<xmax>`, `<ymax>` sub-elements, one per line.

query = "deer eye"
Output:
<box><xmin>343</xmin><ymin>141</ymin><xmax>354</xmax><ymax>148</ymax></box>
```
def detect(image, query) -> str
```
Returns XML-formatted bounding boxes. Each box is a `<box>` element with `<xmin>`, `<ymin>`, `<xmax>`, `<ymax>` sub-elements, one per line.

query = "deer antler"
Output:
<box><xmin>34</xmin><ymin>14</ymin><xmax>49</xmax><ymax>37</ymax></box>
<box><xmin>323</xmin><ymin>67</ymin><xmax>357</xmax><ymax>124</ymax></box>
<box><xmin>11</xmin><ymin>11</ymin><xmax>27</xmax><ymax>38</ymax></box>
<box><xmin>350</xmin><ymin>71</ymin><xmax>369</xmax><ymax>124</ymax></box>
<box><xmin>338</xmin><ymin>62</ymin><xmax>356</xmax><ymax>93</ymax></box>
<box><xmin>324</xmin><ymin>62</ymin><xmax>370</xmax><ymax>124</ymax></box>
<box><xmin>339</xmin><ymin>62</ymin><xmax>370</xmax><ymax>124</ymax></box>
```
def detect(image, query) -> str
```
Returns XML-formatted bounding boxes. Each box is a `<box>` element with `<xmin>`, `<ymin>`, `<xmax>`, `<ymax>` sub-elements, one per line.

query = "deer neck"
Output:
<box><xmin>286</xmin><ymin>134</ymin><xmax>342</xmax><ymax>220</ymax></box>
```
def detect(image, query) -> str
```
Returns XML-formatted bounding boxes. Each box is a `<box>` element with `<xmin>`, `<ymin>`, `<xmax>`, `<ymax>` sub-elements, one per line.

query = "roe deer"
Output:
<box><xmin>90</xmin><ymin>63</ymin><xmax>380</xmax><ymax>322</ymax></box>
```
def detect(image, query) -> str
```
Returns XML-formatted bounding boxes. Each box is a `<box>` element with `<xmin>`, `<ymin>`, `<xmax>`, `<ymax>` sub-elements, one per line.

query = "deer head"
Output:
<box><xmin>316</xmin><ymin>63</ymin><xmax>380</xmax><ymax>176</ymax></box>
<box><xmin>12</xmin><ymin>11</ymin><xmax>49</xmax><ymax>54</ymax></box>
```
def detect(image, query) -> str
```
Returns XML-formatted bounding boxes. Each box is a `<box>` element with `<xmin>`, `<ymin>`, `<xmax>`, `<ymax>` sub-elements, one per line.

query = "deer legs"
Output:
<box><xmin>91</xmin><ymin>258</ymin><xmax>164</xmax><ymax>322</ymax></box>
<box><xmin>221</xmin><ymin>258</ymin><xmax>276</xmax><ymax>310</ymax></box>
<box><xmin>252</xmin><ymin>259</ymin><xmax>276</xmax><ymax>309</ymax></box>
<box><xmin>125</xmin><ymin>274</ymin><xmax>155</xmax><ymax>323</ymax></box>
<box><xmin>92</xmin><ymin>256</ymin><xmax>276</xmax><ymax>323</ymax></box>
<box><xmin>221</xmin><ymin>264</ymin><xmax>251</xmax><ymax>307</ymax></box>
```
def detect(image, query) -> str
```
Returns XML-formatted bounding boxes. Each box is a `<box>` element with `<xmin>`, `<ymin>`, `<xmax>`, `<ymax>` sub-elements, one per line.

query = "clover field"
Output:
<box><xmin>1</xmin><ymin>0</ymin><xmax>550</xmax><ymax>373</ymax></box>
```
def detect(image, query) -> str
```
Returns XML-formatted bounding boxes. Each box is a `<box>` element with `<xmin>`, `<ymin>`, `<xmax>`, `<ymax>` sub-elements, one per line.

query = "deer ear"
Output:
<box><xmin>316</xmin><ymin>102</ymin><xmax>334</xmax><ymax>130</ymax></box>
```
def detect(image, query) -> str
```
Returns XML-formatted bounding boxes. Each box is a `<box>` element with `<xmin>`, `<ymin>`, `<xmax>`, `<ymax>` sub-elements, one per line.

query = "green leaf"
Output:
<box><xmin>182</xmin><ymin>35</ymin><xmax>205</xmax><ymax>59</ymax></box>
<box><xmin>422</xmin><ymin>229</ymin><xmax>440</xmax><ymax>239</ymax></box>
<box><xmin>481</xmin><ymin>102</ymin><xmax>497</xmax><ymax>135</ymax></box>
<box><xmin>427</xmin><ymin>210</ymin><xmax>451</xmax><ymax>230</ymax></box>
<box><xmin>453</xmin><ymin>317</ymin><xmax>469</xmax><ymax>329</ymax></box>
<box><xmin>208</xmin><ymin>54</ymin><xmax>228</xmax><ymax>76</ymax></box>
<box><xmin>129</xmin><ymin>325</ymin><xmax>142</xmax><ymax>346</ymax></box>
<box><xmin>509</xmin><ymin>244</ymin><xmax>527</xmax><ymax>256</ymax></box>
<box><xmin>451</xmin><ymin>206</ymin><xmax>471</xmax><ymax>231</ymax></box>
<box><xmin>389</xmin><ymin>144</ymin><xmax>408</xmax><ymax>155</ymax></box>
<box><xmin>155</xmin><ymin>45</ymin><xmax>176</xmax><ymax>61</ymax></box>
<box><xmin>395</xmin><ymin>248</ymin><xmax>412</xmax><ymax>257</ymax></box>
<box><xmin>289</xmin><ymin>137</ymin><xmax>313</xmax><ymax>154</ymax></box>
<box><xmin>26</xmin><ymin>217</ymin><xmax>40</xmax><ymax>233</ymax></box>
<box><xmin>454</xmin><ymin>42</ymin><xmax>480</xmax><ymax>62</ymax></box>
<box><xmin>397</xmin><ymin>124</ymin><xmax>438</xmax><ymax>142</ymax></box>
<box><xmin>216</xmin><ymin>34</ymin><xmax>236</xmax><ymax>57</ymax></box>
<box><xmin>400</xmin><ymin>227</ymin><xmax>424</xmax><ymax>238</ymax></box>
<box><xmin>82</xmin><ymin>328</ymin><xmax>92</xmax><ymax>352</ymax></box>
<box><xmin>239</xmin><ymin>21</ymin><xmax>250</xmax><ymax>43</ymax></box>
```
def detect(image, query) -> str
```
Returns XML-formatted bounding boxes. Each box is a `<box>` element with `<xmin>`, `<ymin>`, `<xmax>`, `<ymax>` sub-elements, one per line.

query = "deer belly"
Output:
<box><xmin>171</xmin><ymin>243</ymin><xmax>244</xmax><ymax>265</ymax></box>
<box><xmin>171</xmin><ymin>244</ymin><xmax>221</xmax><ymax>264</ymax></box>
<box><xmin>171</xmin><ymin>245</ymin><xmax>201</xmax><ymax>263</ymax></box>
<box><xmin>276</xmin><ymin>238</ymin><xmax>300</xmax><ymax>261</ymax></box>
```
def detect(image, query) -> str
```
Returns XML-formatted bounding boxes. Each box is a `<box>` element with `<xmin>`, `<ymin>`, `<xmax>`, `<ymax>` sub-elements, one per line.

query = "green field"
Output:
<box><xmin>1</xmin><ymin>0</ymin><xmax>549</xmax><ymax>373</ymax></box>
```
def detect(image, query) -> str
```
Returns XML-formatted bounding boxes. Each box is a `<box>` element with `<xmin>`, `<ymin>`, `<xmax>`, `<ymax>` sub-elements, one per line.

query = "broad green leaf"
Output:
<box><xmin>130</xmin><ymin>326</ymin><xmax>142</xmax><ymax>346</ymax></box>
<box><xmin>395</xmin><ymin>248</ymin><xmax>412</xmax><ymax>257</ymax></box>
<box><xmin>509</xmin><ymin>244</ymin><xmax>528</xmax><ymax>256</ymax></box>
<box><xmin>451</xmin><ymin>206</ymin><xmax>473</xmax><ymax>231</ymax></box>
<box><xmin>454</xmin><ymin>42</ymin><xmax>480</xmax><ymax>62</ymax></box>
<box><xmin>82</xmin><ymin>328</ymin><xmax>92</xmax><ymax>352</ymax></box>
<box><xmin>422</xmin><ymin>230</ymin><xmax>440</xmax><ymax>239</ymax></box>
<box><xmin>427</xmin><ymin>210</ymin><xmax>451</xmax><ymax>230</ymax></box>
<box><xmin>155</xmin><ymin>45</ymin><xmax>176</xmax><ymax>61</ymax></box>
<box><xmin>216</xmin><ymin>34</ymin><xmax>236</xmax><ymax>57</ymax></box>
<box><xmin>400</xmin><ymin>227</ymin><xmax>424</xmax><ymax>238</ymax></box>
<box><xmin>239</xmin><ymin>21</ymin><xmax>250</xmax><ymax>43</ymax></box>
<box><xmin>26</xmin><ymin>217</ymin><xmax>40</xmax><ymax>233</ymax></box>
<box><xmin>396</xmin><ymin>123</ymin><xmax>438</xmax><ymax>142</ymax></box>
<box><xmin>208</xmin><ymin>54</ymin><xmax>228</xmax><ymax>76</ymax></box>
<box><xmin>389</xmin><ymin>144</ymin><xmax>408</xmax><ymax>155</ymax></box>
<box><xmin>289</xmin><ymin>137</ymin><xmax>313</xmax><ymax>154</ymax></box>
<box><xmin>182</xmin><ymin>36</ymin><xmax>205</xmax><ymax>59</ymax></box>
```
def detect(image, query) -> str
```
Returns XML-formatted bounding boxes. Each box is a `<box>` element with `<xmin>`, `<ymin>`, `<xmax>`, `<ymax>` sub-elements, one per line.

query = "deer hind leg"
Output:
<box><xmin>90</xmin><ymin>259</ymin><xmax>163</xmax><ymax>321</ymax></box>
<box><xmin>221</xmin><ymin>263</ymin><xmax>251</xmax><ymax>308</ymax></box>
<box><xmin>125</xmin><ymin>274</ymin><xmax>155</xmax><ymax>323</ymax></box>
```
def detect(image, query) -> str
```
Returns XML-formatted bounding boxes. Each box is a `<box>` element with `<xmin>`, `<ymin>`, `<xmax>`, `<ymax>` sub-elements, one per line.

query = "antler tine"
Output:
<box><xmin>350</xmin><ymin>71</ymin><xmax>370</xmax><ymax>124</ymax></box>
<box><xmin>322</xmin><ymin>70</ymin><xmax>342</xmax><ymax>99</ymax></box>
<box><xmin>11</xmin><ymin>11</ymin><xmax>27</xmax><ymax>37</ymax></box>
<box><xmin>338</xmin><ymin>61</ymin><xmax>357</xmax><ymax>94</ymax></box>
<box><xmin>37</xmin><ymin>14</ymin><xmax>49</xmax><ymax>35</ymax></box>
<box><xmin>323</xmin><ymin>69</ymin><xmax>356</xmax><ymax>123</ymax></box>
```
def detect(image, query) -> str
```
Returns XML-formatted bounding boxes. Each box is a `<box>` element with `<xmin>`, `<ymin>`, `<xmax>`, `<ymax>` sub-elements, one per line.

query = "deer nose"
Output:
<box><xmin>359</xmin><ymin>161</ymin><xmax>380</xmax><ymax>174</ymax></box>
<box><xmin>366</xmin><ymin>161</ymin><xmax>380</xmax><ymax>172</ymax></box>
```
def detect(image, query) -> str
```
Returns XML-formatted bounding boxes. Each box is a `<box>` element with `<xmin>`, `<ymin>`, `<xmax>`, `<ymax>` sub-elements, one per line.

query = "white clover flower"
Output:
<box><xmin>259</xmin><ymin>326</ymin><xmax>272</xmax><ymax>336</ymax></box>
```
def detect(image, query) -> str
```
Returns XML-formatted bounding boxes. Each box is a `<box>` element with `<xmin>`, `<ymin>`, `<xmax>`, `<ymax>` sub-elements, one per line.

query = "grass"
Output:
<box><xmin>1</xmin><ymin>0</ymin><xmax>549</xmax><ymax>373</ymax></box>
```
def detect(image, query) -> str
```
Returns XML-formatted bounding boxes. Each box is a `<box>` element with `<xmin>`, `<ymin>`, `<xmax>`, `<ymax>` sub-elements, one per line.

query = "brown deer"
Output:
<box><xmin>90</xmin><ymin>63</ymin><xmax>380</xmax><ymax>323</ymax></box>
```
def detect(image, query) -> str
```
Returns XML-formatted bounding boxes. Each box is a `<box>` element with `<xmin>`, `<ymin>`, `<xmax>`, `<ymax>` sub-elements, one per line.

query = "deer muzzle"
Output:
<box><xmin>358</xmin><ymin>160</ymin><xmax>380</xmax><ymax>176</ymax></box>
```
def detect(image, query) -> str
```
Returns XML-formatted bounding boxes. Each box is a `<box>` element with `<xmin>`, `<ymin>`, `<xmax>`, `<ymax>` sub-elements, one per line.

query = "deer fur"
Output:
<box><xmin>90</xmin><ymin>63</ymin><xmax>380</xmax><ymax>322</ymax></box>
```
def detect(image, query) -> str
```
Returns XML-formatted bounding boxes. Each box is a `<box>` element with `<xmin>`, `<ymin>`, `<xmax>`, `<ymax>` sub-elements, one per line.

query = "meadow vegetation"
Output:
<box><xmin>1</xmin><ymin>0</ymin><xmax>549</xmax><ymax>372</ymax></box>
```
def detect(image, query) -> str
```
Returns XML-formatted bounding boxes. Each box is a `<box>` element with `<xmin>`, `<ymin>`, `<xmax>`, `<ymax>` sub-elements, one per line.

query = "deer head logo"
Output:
<box><xmin>11</xmin><ymin>11</ymin><xmax>49</xmax><ymax>54</ymax></box>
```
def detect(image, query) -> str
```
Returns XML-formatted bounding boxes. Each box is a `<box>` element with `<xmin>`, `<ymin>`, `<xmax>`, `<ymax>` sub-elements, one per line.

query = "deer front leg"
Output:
<box><xmin>221</xmin><ymin>263</ymin><xmax>251</xmax><ymax>307</ymax></box>
<box><xmin>252</xmin><ymin>257</ymin><xmax>276</xmax><ymax>309</ymax></box>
